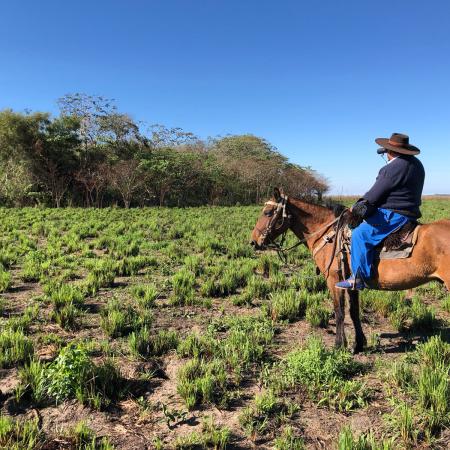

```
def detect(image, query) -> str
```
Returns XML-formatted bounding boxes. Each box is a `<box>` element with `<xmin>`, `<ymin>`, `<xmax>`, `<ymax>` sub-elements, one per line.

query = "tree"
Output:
<box><xmin>108</xmin><ymin>159</ymin><xmax>145</xmax><ymax>208</ymax></box>
<box><xmin>29</xmin><ymin>115</ymin><xmax>81</xmax><ymax>207</ymax></box>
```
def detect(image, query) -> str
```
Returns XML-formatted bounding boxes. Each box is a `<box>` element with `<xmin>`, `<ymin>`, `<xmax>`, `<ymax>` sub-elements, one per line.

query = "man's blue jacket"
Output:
<box><xmin>363</xmin><ymin>155</ymin><xmax>425</xmax><ymax>218</ymax></box>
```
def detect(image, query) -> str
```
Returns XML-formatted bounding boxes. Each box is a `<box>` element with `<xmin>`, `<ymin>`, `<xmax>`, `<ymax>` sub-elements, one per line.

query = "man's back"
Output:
<box><xmin>363</xmin><ymin>155</ymin><xmax>425</xmax><ymax>217</ymax></box>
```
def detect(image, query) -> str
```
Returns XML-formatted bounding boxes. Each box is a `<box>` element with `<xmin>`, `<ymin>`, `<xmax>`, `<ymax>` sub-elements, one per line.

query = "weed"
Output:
<box><xmin>129</xmin><ymin>328</ymin><xmax>179</xmax><ymax>358</ymax></box>
<box><xmin>239</xmin><ymin>390</ymin><xmax>297</xmax><ymax>439</ymax></box>
<box><xmin>130</xmin><ymin>284</ymin><xmax>158</xmax><ymax>309</ymax></box>
<box><xmin>174</xmin><ymin>416</ymin><xmax>230</xmax><ymax>449</ymax></box>
<box><xmin>51</xmin><ymin>302</ymin><xmax>82</xmax><ymax>330</ymax></box>
<box><xmin>177</xmin><ymin>358</ymin><xmax>228</xmax><ymax>410</ymax></box>
<box><xmin>67</xmin><ymin>421</ymin><xmax>115</xmax><ymax>449</ymax></box>
<box><xmin>305</xmin><ymin>293</ymin><xmax>331</xmax><ymax>328</ymax></box>
<box><xmin>45</xmin><ymin>344</ymin><xmax>123</xmax><ymax>408</ymax></box>
<box><xmin>410</xmin><ymin>296</ymin><xmax>437</xmax><ymax>330</ymax></box>
<box><xmin>268</xmin><ymin>336</ymin><xmax>367</xmax><ymax>411</ymax></box>
<box><xmin>100</xmin><ymin>298</ymin><xmax>152</xmax><ymax>338</ymax></box>
<box><xmin>268</xmin><ymin>289</ymin><xmax>307</xmax><ymax>322</ymax></box>
<box><xmin>0</xmin><ymin>415</ymin><xmax>42</xmax><ymax>450</ymax></box>
<box><xmin>0</xmin><ymin>267</ymin><xmax>12</xmax><ymax>292</ymax></box>
<box><xmin>337</xmin><ymin>426</ymin><xmax>395</xmax><ymax>450</ymax></box>
<box><xmin>171</xmin><ymin>269</ymin><xmax>196</xmax><ymax>305</ymax></box>
<box><xmin>274</xmin><ymin>426</ymin><xmax>305</xmax><ymax>450</ymax></box>
<box><xmin>442</xmin><ymin>293</ymin><xmax>450</xmax><ymax>312</ymax></box>
<box><xmin>0</xmin><ymin>329</ymin><xmax>34</xmax><ymax>368</ymax></box>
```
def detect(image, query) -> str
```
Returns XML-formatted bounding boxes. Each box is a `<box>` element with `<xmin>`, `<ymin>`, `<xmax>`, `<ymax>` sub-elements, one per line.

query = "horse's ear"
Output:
<box><xmin>273</xmin><ymin>187</ymin><xmax>282</xmax><ymax>202</ymax></box>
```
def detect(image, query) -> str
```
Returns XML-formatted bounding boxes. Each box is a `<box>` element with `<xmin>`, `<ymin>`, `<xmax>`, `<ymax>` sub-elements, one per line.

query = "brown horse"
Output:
<box><xmin>251</xmin><ymin>188</ymin><xmax>450</xmax><ymax>353</ymax></box>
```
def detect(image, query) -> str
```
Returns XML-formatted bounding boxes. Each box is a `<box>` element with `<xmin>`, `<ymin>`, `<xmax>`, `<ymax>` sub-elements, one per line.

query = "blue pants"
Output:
<box><xmin>351</xmin><ymin>208</ymin><xmax>409</xmax><ymax>281</ymax></box>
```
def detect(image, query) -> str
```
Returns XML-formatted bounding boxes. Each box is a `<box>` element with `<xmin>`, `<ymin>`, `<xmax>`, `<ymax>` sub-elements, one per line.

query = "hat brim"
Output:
<box><xmin>375</xmin><ymin>138</ymin><xmax>420</xmax><ymax>155</ymax></box>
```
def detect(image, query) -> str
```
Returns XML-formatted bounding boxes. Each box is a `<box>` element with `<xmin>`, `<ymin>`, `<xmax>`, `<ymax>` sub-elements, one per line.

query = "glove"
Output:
<box><xmin>351</xmin><ymin>199</ymin><xmax>376</xmax><ymax>220</ymax></box>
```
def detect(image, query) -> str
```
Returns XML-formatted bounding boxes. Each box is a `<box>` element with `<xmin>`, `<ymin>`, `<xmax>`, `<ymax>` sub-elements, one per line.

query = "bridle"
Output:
<box><xmin>256</xmin><ymin>195</ymin><xmax>348</xmax><ymax>268</ymax></box>
<box><xmin>255</xmin><ymin>194</ymin><xmax>292</xmax><ymax>252</ymax></box>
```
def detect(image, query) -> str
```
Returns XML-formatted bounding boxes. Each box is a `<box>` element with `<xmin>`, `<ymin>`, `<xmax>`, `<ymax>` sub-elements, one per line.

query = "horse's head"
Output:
<box><xmin>250</xmin><ymin>187</ymin><xmax>292</xmax><ymax>250</ymax></box>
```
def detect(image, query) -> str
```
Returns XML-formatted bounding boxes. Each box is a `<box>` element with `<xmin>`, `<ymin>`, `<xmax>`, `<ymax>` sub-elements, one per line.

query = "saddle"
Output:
<box><xmin>341</xmin><ymin>214</ymin><xmax>421</xmax><ymax>260</ymax></box>
<box><xmin>378</xmin><ymin>221</ymin><xmax>420</xmax><ymax>259</ymax></box>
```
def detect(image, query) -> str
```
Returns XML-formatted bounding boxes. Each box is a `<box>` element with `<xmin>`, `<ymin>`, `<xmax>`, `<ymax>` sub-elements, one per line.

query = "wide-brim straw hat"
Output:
<box><xmin>375</xmin><ymin>133</ymin><xmax>420</xmax><ymax>155</ymax></box>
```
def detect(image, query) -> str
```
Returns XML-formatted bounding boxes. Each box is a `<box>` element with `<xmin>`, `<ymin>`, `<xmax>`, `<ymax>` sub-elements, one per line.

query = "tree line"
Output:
<box><xmin>0</xmin><ymin>94</ymin><xmax>328</xmax><ymax>208</ymax></box>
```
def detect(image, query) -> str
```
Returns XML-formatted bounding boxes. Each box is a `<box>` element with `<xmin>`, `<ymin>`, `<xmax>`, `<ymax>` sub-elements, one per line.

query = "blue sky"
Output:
<box><xmin>1</xmin><ymin>0</ymin><xmax>449</xmax><ymax>194</ymax></box>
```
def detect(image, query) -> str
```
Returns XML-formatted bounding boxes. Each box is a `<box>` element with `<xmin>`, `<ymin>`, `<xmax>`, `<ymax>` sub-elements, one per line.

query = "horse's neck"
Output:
<box><xmin>288</xmin><ymin>198</ymin><xmax>335</xmax><ymax>250</ymax></box>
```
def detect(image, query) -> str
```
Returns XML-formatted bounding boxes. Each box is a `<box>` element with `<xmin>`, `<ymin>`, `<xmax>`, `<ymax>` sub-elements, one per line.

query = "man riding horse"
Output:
<box><xmin>335</xmin><ymin>133</ymin><xmax>425</xmax><ymax>290</ymax></box>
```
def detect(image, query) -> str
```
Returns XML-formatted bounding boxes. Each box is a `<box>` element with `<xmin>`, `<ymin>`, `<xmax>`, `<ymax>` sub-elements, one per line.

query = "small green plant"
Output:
<box><xmin>268</xmin><ymin>289</ymin><xmax>307</xmax><ymax>322</ymax></box>
<box><xmin>130</xmin><ymin>284</ymin><xmax>158</xmax><ymax>309</ymax></box>
<box><xmin>268</xmin><ymin>336</ymin><xmax>367</xmax><ymax>411</ymax></box>
<box><xmin>410</xmin><ymin>296</ymin><xmax>437</xmax><ymax>330</ymax></box>
<box><xmin>305</xmin><ymin>293</ymin><xmax>331</xmax><ymax>328</ymax></box>
<box><xmin>4</xmin><ymin>305</ymin><xmax>39</xmax><ymax>333</ymax></box>
<box><xmin>52</xmin><ymin>302</ymin><xmax>82</xmax><ymax>330</ymax></box>
<box><xmin>177</xmin><ymin>358</ymin><xmax>228</xmax><ymax>410</ymax></box>
<box><xmin>177</xmin><ymin>333</ymin><xmax>216</xmax><ymax>359</ymax></box>
<box><xmin>385</xmin><ymin>401</ymin><xmax>417</xmax><ymax>444</ymax></box>
<box><xmin>129</xmin><ymin>328</ymin><xmax>179</xmax><ymax>358</ymax></box>
<box><xmin>171</xmin><ymin>269</ymin><xmax>196</xmax><ymax>305</ymax></box>
<box><xmin>0</xmin><ymin>415</ymin><xmax>42</xmax><ymax>449</ymax></box>
<box><xmin>386</xmin><ymin>335</ymin><xmax>450</xmax><ymax>439</ymax></box>
<box><xmin>338</xmin><ymin>426</ymin><xmax>394</xmax><ymax>450</ymax></box>
<box><xmin>274</xmin><ymin>426</ymin><xmax>305</xmax><ymax>450</ymax></box>
<box><xmin>0</xmin><ymin>267</ymin><xmax>12</xmax><ymax>292</ymax></box>
<box><xmin>239</xmin><ymin>390</ymin><xmax>298</xmax><ymax>439</ymax></box>
<box><xmin>100</xmin><ymin>298</ymin><xmax>152</xmax><ymax>338</ymax></box>
<box><xmin>0</xmin><ymin>329</ymin><xmax>34</xmax><ymax>368</ymax></box>
<box><xmin>174</xmin><ymin>416</ymin><xmax>230</xmax><ymax>449</ymax></box>
<box><xmin>442</xmin><ymin>293</ymin><xmax>450</xmax><ymax>312</ymax></box>
<box><xmin>65</xmin><ymin>421</ymin><xmax>115</xmax><ymax>449</ymax></box>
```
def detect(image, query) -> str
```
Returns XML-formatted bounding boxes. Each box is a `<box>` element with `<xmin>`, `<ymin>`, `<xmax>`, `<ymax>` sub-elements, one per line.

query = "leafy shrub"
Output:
<box><xmin>18</xmin><ymin>344</ymin><xmax>123</xmax><ymax>409</ymax></box>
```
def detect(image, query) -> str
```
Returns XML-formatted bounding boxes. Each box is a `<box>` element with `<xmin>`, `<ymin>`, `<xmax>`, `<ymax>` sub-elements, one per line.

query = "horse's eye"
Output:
<box><xmin>264</xmin><ymin>210</ymin><xmax>274</xmax><ymax>217</ymax></box>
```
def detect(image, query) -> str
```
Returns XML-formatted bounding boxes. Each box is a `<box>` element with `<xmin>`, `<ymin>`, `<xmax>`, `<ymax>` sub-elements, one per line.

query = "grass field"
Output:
<box><xmin>0</xmin><ymin>199</ymin><xmax>449</xmax><ymax>449</ymax></box>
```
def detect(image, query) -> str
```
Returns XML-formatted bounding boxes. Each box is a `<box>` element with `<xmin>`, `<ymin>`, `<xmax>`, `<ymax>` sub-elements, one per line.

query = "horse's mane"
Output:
<box><xmin>289</xmin><ymin>195</ymin><xmax>347</xmax><ymax>218</ymax></box>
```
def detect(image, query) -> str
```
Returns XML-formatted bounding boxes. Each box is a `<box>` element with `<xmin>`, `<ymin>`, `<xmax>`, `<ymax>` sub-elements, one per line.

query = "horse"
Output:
<box><xmin>250</xmin><ymin>188</ymin><xmax>450</xmax><ymax>353</ymax></box>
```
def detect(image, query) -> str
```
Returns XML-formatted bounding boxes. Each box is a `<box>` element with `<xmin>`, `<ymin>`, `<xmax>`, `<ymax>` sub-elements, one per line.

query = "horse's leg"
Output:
<box><xmin>330</xmin><ymin>284</ymin><xmax>347</xmax><ymax>348</ymax></box>
<box><xmin>347</xmin><ymin>290</ymin><xmax>366</xmax><ymax>354</ymax></box>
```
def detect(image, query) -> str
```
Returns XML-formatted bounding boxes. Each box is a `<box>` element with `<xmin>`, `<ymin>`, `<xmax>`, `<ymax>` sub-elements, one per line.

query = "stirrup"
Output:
<box><xmin>335</xmin><ymin>277</ymin><xmax>366</xmax><ymax>290</ymax></box>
